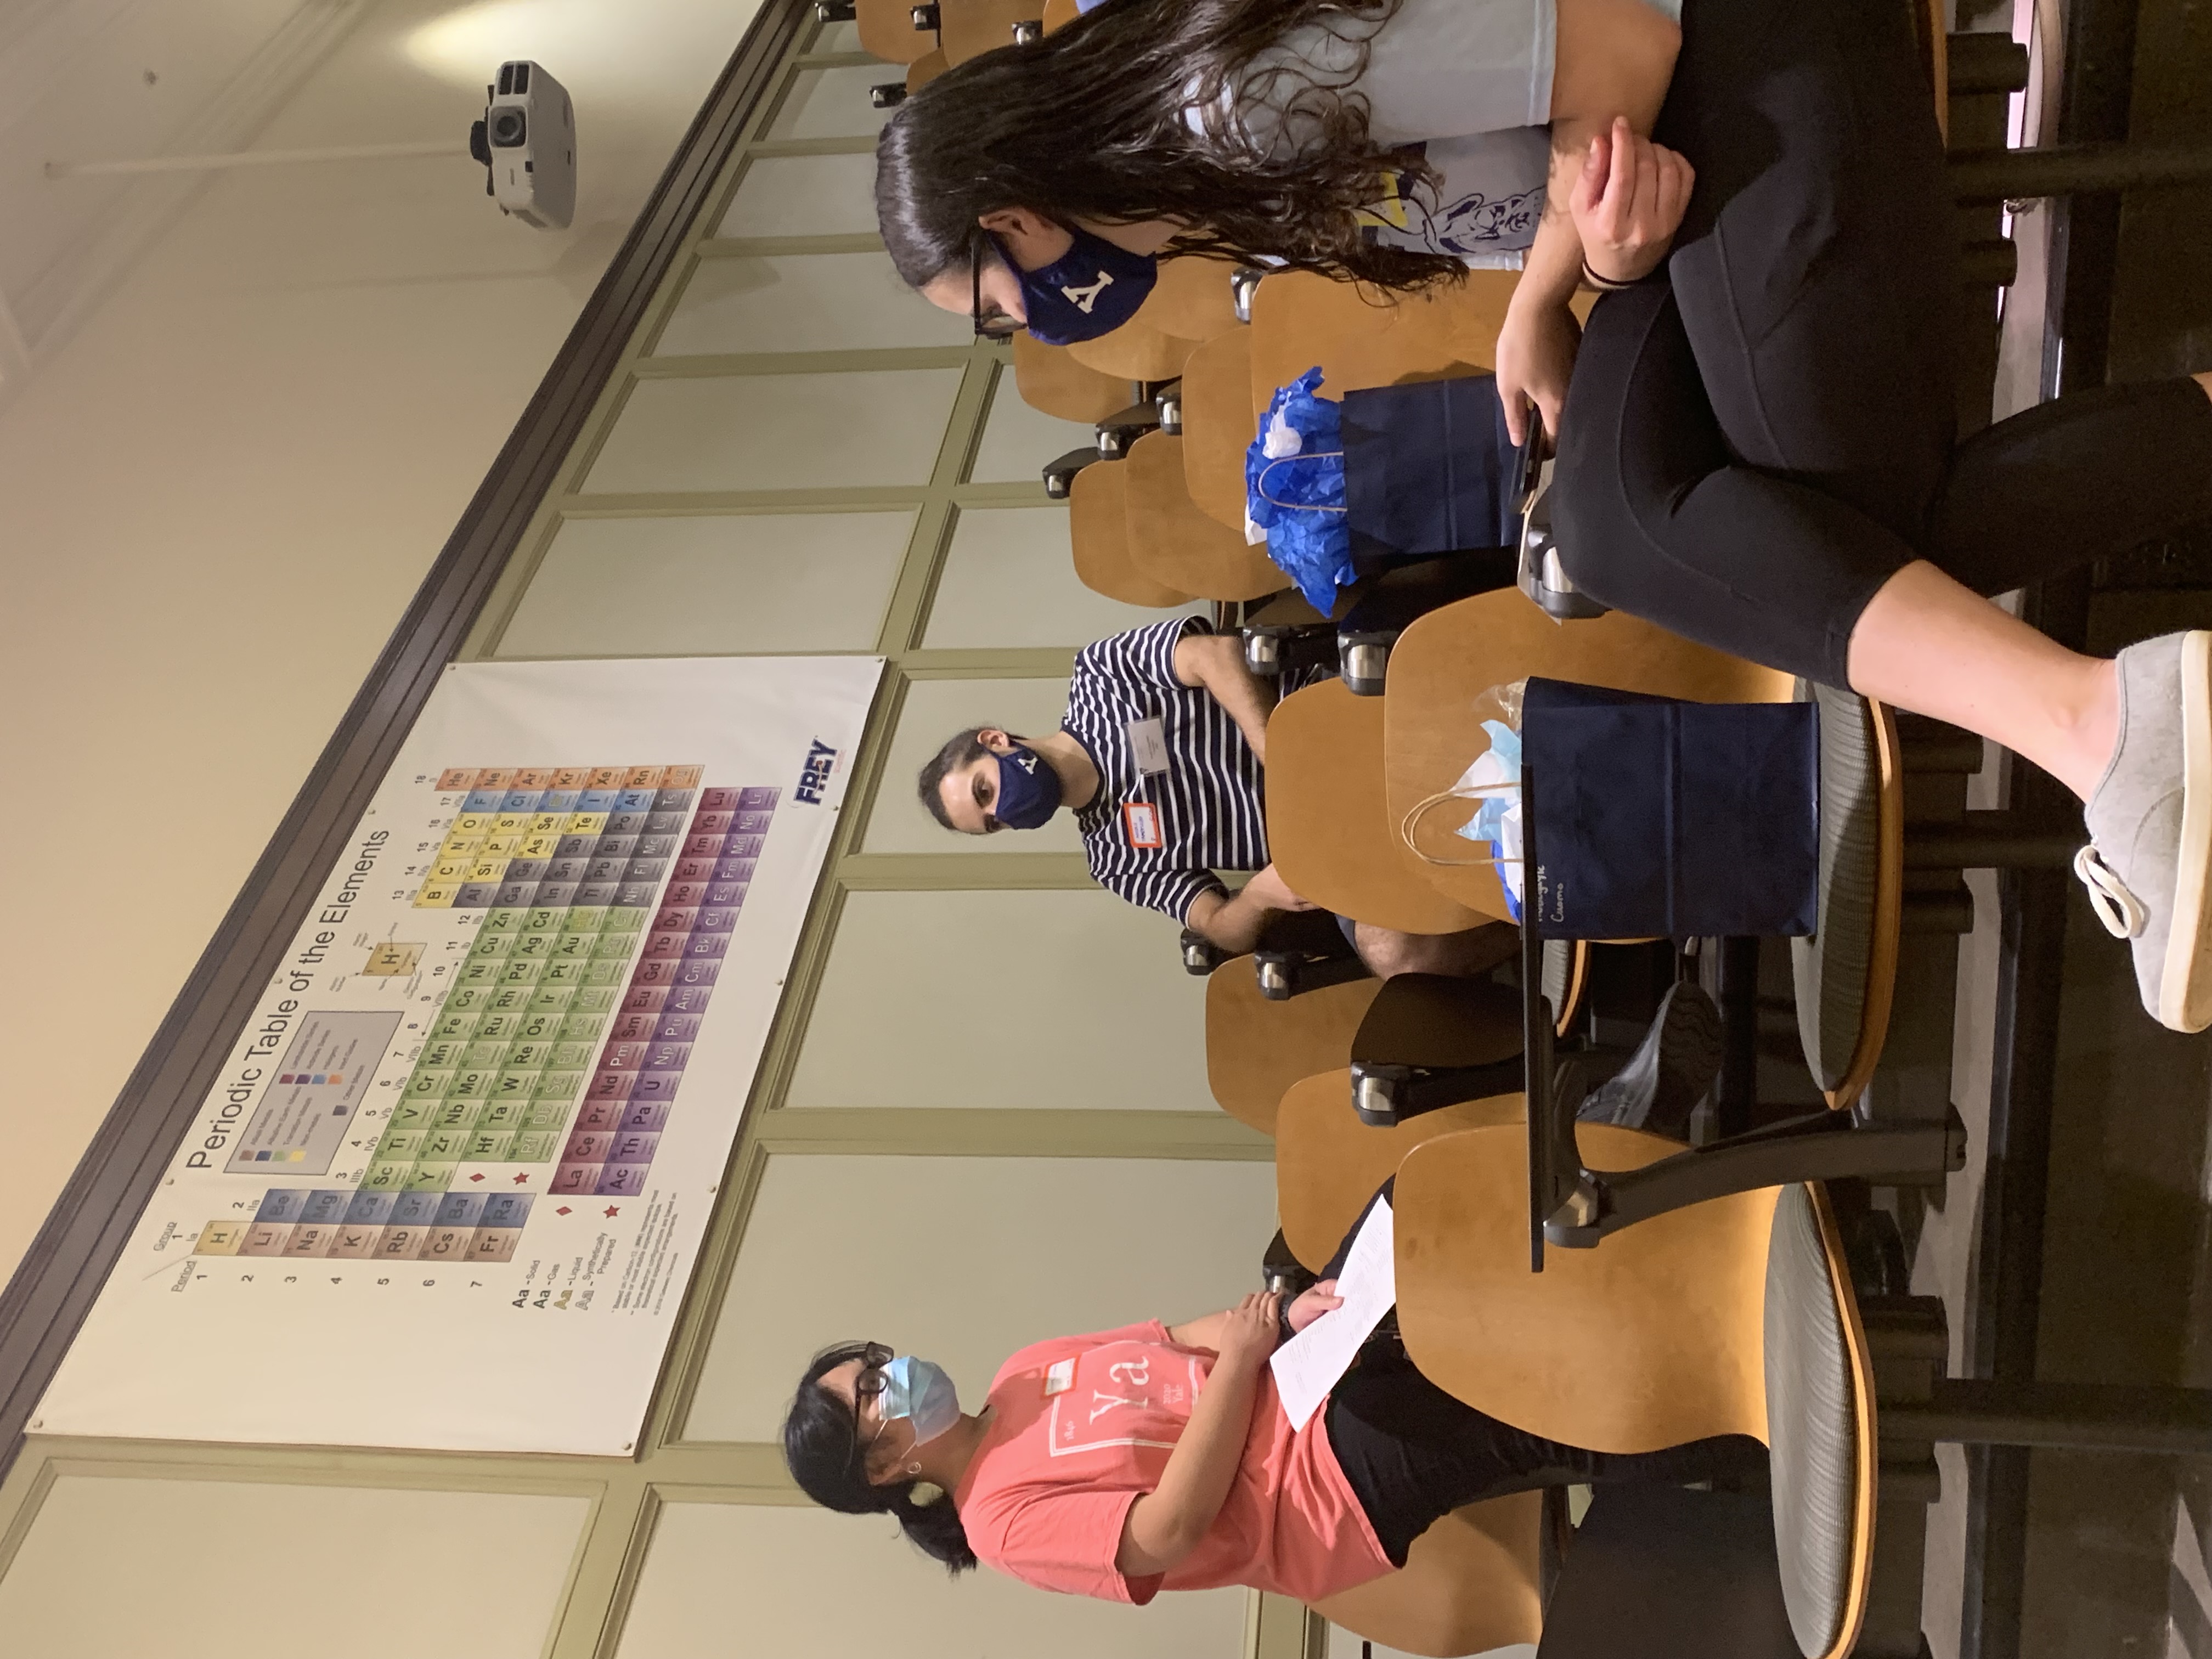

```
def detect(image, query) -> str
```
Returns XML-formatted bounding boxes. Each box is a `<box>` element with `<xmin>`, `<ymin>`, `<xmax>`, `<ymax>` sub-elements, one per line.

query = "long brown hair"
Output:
<box><xmin>874</xmin><ymin>0</ymin><xmax>1465</xmax><ymax>293</ymax></box>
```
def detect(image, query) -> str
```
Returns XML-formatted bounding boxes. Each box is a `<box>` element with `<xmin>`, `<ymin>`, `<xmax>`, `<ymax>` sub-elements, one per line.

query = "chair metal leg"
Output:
<box><xmin>1948</xmin><ymin>141</ymin><xmax>2212</xmax><ymax>202</ymax></box>
<box><xmin>1883</xmin><ymin>1380</ymin><xmax>2212</xmax><ymax>1454</ymax></box>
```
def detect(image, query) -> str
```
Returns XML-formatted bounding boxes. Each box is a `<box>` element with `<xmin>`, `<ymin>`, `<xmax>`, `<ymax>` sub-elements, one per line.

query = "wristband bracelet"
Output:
<box><xmin>1581</xmin><ymin>258</ymin><xmax>1640</xmax><ymax>292</ymax></box>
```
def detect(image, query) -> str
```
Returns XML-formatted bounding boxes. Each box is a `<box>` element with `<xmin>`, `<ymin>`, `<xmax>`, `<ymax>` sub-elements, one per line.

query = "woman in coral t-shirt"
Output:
<box><xmin>781</xmin><ymin>1195</ymin><xmax>1761</xmax><ymax>1605</ymax></box>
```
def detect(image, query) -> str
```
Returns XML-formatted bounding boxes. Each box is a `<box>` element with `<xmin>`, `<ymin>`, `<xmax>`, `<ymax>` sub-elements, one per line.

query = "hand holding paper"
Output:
<box><xmin>1269</xmin><ymin>1199</ymin><xmax>1397</xmax><ymax>1432</ymax></box>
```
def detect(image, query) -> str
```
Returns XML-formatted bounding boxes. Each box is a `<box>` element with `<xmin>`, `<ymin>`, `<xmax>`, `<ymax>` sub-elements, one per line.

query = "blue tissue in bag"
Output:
<box><xmin>1245</xmin><ymin>368</ymin><xmax>1353</xmax><ymax>613</ymax></box>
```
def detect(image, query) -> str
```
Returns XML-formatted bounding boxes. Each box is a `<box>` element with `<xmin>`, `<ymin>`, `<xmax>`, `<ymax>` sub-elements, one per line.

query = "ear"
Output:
<box><xmin>977</xmin><ymin>208</ymin><xmax>1074</xmax><ymax>273</ymax></box>
<box><xmin>978</xmin><ymin>206</ymin><xmax>1048</xmax><ymax>238</ymax></box>
<box><xmin>976</xmin><ymin>728</ymin><xmax>1018</xmax><ymax>755</ymax></box>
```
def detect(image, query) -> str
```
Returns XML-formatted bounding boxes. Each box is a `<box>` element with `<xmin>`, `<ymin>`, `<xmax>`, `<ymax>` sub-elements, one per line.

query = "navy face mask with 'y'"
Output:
<box><xmin>991</xmin><ymin>227</ymin><xmax>1158</xmax><ymax>346</ymax></box>
<box><xmin>991</xmin><ymin>742</ymin><xmax>1064</xmax><ymax>829</ymax></box>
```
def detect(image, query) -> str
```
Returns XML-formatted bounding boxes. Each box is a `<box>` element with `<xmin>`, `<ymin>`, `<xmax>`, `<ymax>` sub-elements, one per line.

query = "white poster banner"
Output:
<box><xmin>38</xmin><ymin>656</ymin><xmax>883</xmax><ymax>1454</ymax></box>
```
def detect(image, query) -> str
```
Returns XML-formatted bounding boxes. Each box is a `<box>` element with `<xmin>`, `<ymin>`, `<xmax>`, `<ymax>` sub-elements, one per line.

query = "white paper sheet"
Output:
<box><xmin>1269</xmin><ymin>1197</ymin><xmax>1396</xmax><ymax>1432</ymax></box>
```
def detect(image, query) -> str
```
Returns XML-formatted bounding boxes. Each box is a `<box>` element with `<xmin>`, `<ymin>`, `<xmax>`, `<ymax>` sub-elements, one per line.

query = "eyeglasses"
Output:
<box><xmin>970</xmin><ymin>229</ymin><xmax>1019</xmax><ymax>342</ymax></box>
<box><xmin>851</xmin><ymin>1342</ymin><xmax>895</xmax><ymax>1454</ymax></box>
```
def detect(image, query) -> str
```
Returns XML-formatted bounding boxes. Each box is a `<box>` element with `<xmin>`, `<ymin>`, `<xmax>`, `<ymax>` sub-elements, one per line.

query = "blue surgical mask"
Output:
<box><xmin>879</xmin><ymin>1354</ymin><xmax>963</xmax><ymax>1448</ymax></box>
<box><xmin>992</xmin><ymin>742</ymin><xmax>1064</xmax><ymax>829</ymax></box>
<box><xmin>995</xmin><ymin>228</ymin><xmax>1158</xmax><ymax>346</ymax></box>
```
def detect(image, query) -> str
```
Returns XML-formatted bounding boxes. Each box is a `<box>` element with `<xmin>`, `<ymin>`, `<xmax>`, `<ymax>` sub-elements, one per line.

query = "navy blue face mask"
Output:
<box><xmin>991</xmin><ymin>742</ymin><xmax>1064</xmax><ymax>829</ymax></box>
<box><xmin>989</xmin><ymin>227</ymin><xmax>1158</xmax><ymax>346</ymax></box>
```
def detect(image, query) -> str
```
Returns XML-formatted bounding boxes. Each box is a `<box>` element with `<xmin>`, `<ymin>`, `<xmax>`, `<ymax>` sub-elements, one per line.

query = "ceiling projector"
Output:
<box><xmin>469</xmin><ymin>60</ymin><xmax>574</xmax><ymax>229</ymax></box>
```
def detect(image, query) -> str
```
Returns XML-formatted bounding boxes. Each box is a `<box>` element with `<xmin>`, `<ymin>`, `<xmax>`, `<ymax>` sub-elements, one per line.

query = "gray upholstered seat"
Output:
<box><xmin>1790</xmin><ymin>683</ymin><xmax>1881</xmax><ymax>1094</ymax></box>
<box><xmin>1763</xmin><ymin>1183</ymin><xmax>1861</xmax><ymax>1659</ymax></box>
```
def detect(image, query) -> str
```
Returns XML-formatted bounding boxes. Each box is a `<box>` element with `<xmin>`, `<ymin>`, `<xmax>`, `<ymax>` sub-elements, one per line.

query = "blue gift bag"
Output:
<box><xmin>1341</xmin><ymin>372</ymin><xmax>1522</xmax><ymax>562</ymax></box>
<box><xmin>1521</xmin><ymin>678</ymin><xmax>1820</xmax><ymax>940</ymax></box>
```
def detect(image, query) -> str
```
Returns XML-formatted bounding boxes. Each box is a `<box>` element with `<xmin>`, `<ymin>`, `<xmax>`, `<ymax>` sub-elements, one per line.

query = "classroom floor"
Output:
<box><xmin>1909</xmin><ymin>2</ymin><xmax>2212</xmax><ymax>1648</ymax></box>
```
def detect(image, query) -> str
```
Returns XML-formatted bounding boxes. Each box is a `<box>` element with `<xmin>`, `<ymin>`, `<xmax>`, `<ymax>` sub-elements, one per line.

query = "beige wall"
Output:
<box><xmin>0</xmin><ymin>0</ymin><xmax>765</xmax><ymax>1289</ymax></box>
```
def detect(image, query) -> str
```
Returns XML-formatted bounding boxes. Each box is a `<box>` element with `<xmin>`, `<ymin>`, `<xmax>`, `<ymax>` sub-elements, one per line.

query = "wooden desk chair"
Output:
<box><xmin>1012</xmin><ymin>333</ymin><xmax>1131</xmax><ymax>424</ymax></box>
<box><xmin>1276</xmin><ymin>1070</ymin><xmax>1519</xmax><ymax>1269</ymax></box>
<box><xmin>1180</xmin><ymin>326</ymin><xmax>1258</xmax><ymax>532</ymax></box>
<box><xmin>1245</xmin><ymin>269</ymin><xmax>1521</xmax><ymax>417</ymax></box>
<box><xmin>1392</xmin><ymin>1131</ymin><xmax>2212</xmax><ymax>1657</ymax></box>
<box><xmin>858</xmin><ymin>0</ymin><xmax>936</xmax><ymax>62</ymax></box>
<box><xmin>905</xmin><ymin>47</ymin><xmax>949</xmax><ymax>91</ymax></box>
<box><xmin>1381</xmin><ymin>590</ymin><xmax>1796</xmax><ymax>922</ymax></box>
<box><xmin>1142</xmin><ymin>257</ymin><xmax>1245</xmax><ymax>345</ymax></box>
<box><xmin>1313</xmin><ymin>1492</ymin><xmax>1547</xmax><ymax>1658</ymax></box>
<box><xmin>1069</xmin><ymin>461</ymin><xmax>1190</xmax><ymax>606</ymax></box>
<box><xmin>1393</xmin><ymin>1131</ymin><xmax>1872</xmax><ymax>1656</ymax></box>
<box><xmin>1269</xmin><ymin>679</ymin><xmax>1489</xmax><ymax>935</ymax></box>
<box><xmin>938</xmin><ymin>0</ymin><xmax>1039</xmax><ymax>63</ymax></box>
<box><xmin>1068</xmin><ymin>314</ymin><xmax>1200</xmax><ymax>383</ymax></box>
<box><xmin>1204</xmin><ymin>959</ymin><xmax>1380</xmax><ymax>1136</ymax></box>
<box><xmin>1124</xmin><ymin>431</ymin><xmax>1288</xmax><ymax>602</ymax></box>
<box><xmin>1040</xmin><ymin>0</ymin><xmax>1078</xmax><ymax>29</ymax></box>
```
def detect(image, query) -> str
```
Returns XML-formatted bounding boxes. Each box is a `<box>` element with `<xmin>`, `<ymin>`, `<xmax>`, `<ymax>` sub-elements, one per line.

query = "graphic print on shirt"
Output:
<box><xmin>1046</xmin><ymin>1341</ymin><xmax>1207</xmax><ymax>1457</ymax></box>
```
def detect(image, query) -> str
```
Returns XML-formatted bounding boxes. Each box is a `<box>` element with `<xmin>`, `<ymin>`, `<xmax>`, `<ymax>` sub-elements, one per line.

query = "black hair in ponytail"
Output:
<box><xmin>783</xmin><ymin>1342</ymin><xmax>979</xmax><ymax>1575</ymax></box>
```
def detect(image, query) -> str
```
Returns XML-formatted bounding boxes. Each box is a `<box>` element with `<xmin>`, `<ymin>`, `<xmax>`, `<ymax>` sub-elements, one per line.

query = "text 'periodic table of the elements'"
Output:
<box><xmin>195</xmin><ymin>764</ymin><xmax>777</xmax><ymax>1271</ymax></box>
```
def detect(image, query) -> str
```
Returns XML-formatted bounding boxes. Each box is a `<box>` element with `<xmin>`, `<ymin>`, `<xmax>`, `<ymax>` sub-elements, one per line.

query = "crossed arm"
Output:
<box><xmin>1496</xmin><ymin>0</ymin><xmax>1694</xmax><ymax>444</ymax></box>
<box><xmin>1117</xmin><ymin>1285</ymin><xmax>1347</xmax><ymax>1577</ymax></box>
<box><xmin>1168</xmin><ymin>632</ymin><xmax>1320</xmax><ymax>952</ymax></box>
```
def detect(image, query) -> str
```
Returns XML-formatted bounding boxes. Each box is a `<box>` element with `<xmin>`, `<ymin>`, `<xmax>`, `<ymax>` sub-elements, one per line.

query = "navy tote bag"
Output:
<box><xmin>1521</xmin><ymin>677</ymin><xmax>1820</xmax><ymax>940</ymax></box>
<box><xmin>1340</xmin><ymin>372</ymin><xmax>1522</xmax><ymax>564</ymax></box>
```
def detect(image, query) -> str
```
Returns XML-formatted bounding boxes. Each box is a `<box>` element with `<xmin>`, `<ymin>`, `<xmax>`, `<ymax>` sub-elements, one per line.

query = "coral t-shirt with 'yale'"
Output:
<box><xmin>952</xmin><ymin>1321</ymin><xmax>1393</xmax><ymax>1604</ymax></box>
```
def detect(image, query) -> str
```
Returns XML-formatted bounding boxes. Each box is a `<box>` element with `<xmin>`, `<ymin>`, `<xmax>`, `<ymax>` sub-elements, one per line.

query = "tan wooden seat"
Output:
<box><xmin>1245</xmin><ymin>270</ymin><xmax>1520</xmax><ymax>417</ymax></box>
<box><xmin>1012</xmin><ymin>333</ymin><xmax>1130</xmax><ymax>423</ymax></box>
<box><xmin>1069</xmin><ymin>461</ymin><xmax>1190</xmax><ymax>606</ymax></box>
<box><xmin>1124</xmin><ymin>431</ymin><xmax>1289</xmax><ymax>602</ymax></box>
<box><xmin>906</xmin><ymin>47</ymin><xmax>949</xmax><ymax>91</ymax></box>
<box><xmin>859</xmin><ymin>0</ymin><xmax>936</xmax><ymax>63</ymax></box>
<box><xmin>1204</xmin><ymin>961</ymin><xmax>1380</xmax><ymax>1136</ymax></box>
<box><xmin>1142</xmin><ymin>256</ymin><xmax>1245</xmax><ymax>345</ymax></box>
<box><xmin>1313</xmin><ymin>1492</ymin><xmax>1546</xmax><ymax>1658</ymax></box>
<box><xmin>938</xmin><ymin>0</ymin><xmax>1040</xmax><ymax>63</ymax></box>
<box><xmin>1268</xmin><ymin>680</ymin><xmax>1488</xmax><ymax>935</ymax></box>
<box><xmin>1068</xmin><ymin>314</ymin><xmax>1200</xmax><ymax>383</ymax></box>
<box><xmin>1180</xmin><ymin>328</ymin><xmax>1257</xmax><ymax>532</ymax></box>
<box><xmin>1395</xmin><ymin>1130</ymin><xmax>1881</xmax><ymax>1659</ymax></box>
<box><xmin>1275</xmin><ymin>1069</ymin><xmax>1518</xmax><ymax>1271</ymax></box>
<box><xmin>1381</xmin><ymin>590</ymin><xmax>1797</xmax><ymax>921</ymax></box>
<box><xmin>1041</xmin><ymin>0</ymin><xmax>1079</xmax><ymax>29</ymax></box>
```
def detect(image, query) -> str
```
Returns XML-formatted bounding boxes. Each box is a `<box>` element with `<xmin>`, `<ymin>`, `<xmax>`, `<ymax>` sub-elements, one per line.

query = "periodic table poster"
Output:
<box><xmin>38</xmin><ymin>655</ymin><xmax>883</xmax><ymax>1454</ymax></box>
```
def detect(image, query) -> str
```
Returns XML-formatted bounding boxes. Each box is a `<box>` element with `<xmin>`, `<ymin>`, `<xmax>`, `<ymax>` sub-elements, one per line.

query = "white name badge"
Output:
<box><xmin>1044</xmin><ymin>1358</ymin><xmax>1075</xmax><ymax>1397</ymax></box>
<box><xmin>1127</xmin><ymin>717</ymin><xmax>1171</xmax><ymax>775</ymax></box>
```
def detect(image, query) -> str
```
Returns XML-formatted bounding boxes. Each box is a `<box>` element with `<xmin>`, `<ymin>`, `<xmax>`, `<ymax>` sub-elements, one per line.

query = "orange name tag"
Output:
<box><xmin>1122</xmin><ymin>802</ymin><xmax>1163</xmax><ymax>848</ymax></box>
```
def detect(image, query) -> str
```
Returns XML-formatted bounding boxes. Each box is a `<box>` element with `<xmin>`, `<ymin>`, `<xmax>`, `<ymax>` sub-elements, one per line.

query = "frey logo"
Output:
<box><xmin>794</xmin><ymin>738</ymin><xmax>842</xmax><ymax>805</ymax></box>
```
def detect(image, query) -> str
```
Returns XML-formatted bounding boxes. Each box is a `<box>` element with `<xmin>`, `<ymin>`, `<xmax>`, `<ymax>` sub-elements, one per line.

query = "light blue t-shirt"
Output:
<box><xmin>1182</xmin><ymin>0</ymin><xmax>1683</xmax><ymax>269</ymax></box>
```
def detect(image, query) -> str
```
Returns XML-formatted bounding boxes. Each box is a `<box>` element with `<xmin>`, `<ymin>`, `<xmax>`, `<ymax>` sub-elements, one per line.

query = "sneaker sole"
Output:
<box><xmin>2161</xmin><ymin>630</ymin><xmax>2212</xmax><ymax>1032</ymax></box>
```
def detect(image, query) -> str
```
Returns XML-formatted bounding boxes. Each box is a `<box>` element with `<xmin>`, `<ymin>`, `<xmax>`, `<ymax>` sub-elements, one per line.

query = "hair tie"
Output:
<box><xmin>908</xmin><ymin>1481</ymin><xmax>946</xmax><ymax>1507</ymax></box>
<box><xmin>1581</xmin><ymin>257</ymin><xmax>1639</xmax><ymax>293</ymax></box>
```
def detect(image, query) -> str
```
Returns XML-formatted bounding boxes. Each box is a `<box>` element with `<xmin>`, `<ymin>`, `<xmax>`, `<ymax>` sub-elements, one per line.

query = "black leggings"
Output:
<box><xmin>1316</xmin><ymin>1181</ymin><xmax>1768</xmax><ymax>1565</ymax></box>
<box><xmin>1551</xmin><ymin>0</ymin><xmax>2212</xmax><ymax>688</ymax></box>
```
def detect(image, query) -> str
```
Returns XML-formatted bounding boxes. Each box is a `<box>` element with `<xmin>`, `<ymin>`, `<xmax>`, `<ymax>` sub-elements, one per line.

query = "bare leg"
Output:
<box><xmin>1354</xmin><ymin>921</ymin><xmax>1519</xmax><ymax>980</ymax></box>
<box><xmin>1846</xmin><ymin>562</ymin><xmax>2118</xmax><ymax>800</ymax></box>
<box><xmin>1847</xmin><ymin>377</ymin><xmax>2212</xmax><ymax>802</ymax></box>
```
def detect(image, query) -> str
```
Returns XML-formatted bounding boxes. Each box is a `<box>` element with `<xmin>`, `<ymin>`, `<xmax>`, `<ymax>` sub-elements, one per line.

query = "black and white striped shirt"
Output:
<box><xmin>1062</xmin><ymin>619</ymin><xmax>1284</xmax><ymax>923</ymax></box>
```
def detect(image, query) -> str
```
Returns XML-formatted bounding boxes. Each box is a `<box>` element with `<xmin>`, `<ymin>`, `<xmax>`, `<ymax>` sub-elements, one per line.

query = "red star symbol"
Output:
<box><xmin>556</xmin><ymin>1206</ymin><xmax>572</xmax><ymax>1216</ymax></box>
<box><xmin>603</xmin><ymin>1205</ymin><xmax>620</xmax><ymax>1218</ymax></box>
<box><xmin>512</xmin><ymin>1173</ymin><xmax>530</xmax><ymax>1183</ymax></box>
<box><xmin>469</xmin><ymin>1172</ymin><xmax>486</xmax><ymax>1182</ymax></box>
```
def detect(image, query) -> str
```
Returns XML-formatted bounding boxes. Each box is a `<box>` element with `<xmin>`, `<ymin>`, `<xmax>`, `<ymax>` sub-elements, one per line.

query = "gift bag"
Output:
<box><xmin>1402</xmin><ymin>678</ymin><xmax>1819</xmax><ymax>939</ymax></box>
<box><xmin>1520</xmin><ymin>678</ymin><xmax>1819</xmax><ymax>939</ymax></box>
<box><xmin>1341</xmin><ymin>372</ymin><xmax>1522</xmax><ymax>563</ymax></box>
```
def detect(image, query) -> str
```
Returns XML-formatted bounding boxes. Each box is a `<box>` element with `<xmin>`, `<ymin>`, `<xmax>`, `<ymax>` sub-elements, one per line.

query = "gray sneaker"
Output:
<box><xmin>2076</xmin><ymin>630</ymin><xmax>2212</xmax><ymax>1032</ymax></box>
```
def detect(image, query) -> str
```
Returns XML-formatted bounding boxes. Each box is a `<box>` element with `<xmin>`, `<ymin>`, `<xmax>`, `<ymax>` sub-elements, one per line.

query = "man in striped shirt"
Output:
<box><xmin>917</xmin><ymin>617</ymin><xmax>1513</xmax><ymax>975</ymax></box>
